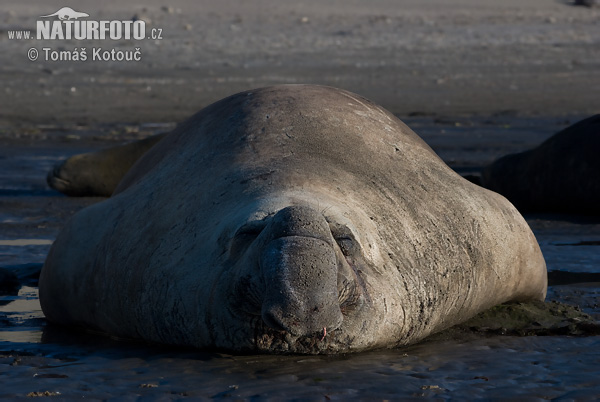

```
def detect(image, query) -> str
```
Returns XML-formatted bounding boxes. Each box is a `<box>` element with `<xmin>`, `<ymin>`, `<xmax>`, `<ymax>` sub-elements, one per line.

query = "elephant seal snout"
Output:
<box><xmin>259</xmin><ymin>206</ymin><xmax>343</xmax><ymax>336</ymax></box>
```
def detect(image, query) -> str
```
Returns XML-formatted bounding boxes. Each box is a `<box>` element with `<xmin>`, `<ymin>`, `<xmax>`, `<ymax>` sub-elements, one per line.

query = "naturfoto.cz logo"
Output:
<box><xmin>37</xmin><ymin>7</ymin><xmax>146</xmax><ymax>40</ymax></box>
<box><xmin>8</xmin><ymin>7</ymin><xmax>164</xmax><ymax>62</ymax></box>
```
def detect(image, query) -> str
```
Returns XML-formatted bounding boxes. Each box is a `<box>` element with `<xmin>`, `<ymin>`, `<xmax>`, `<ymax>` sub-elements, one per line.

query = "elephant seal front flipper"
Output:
<box><xmin>47</xmin><ymin>132</ymin><xmax>168</xmax><ymax>197</ymax></box>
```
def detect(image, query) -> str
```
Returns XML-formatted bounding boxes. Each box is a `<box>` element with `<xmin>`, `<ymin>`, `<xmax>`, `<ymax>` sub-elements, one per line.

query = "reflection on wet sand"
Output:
<box><xmin>0</xmin><ymin>287</ymin><xmax>43</xmax><ymax>343</ymax></box>
<box><xmin>0</xmin><ymin>240</ymin><xmax>53</xmax><ymax>246</ymax></box>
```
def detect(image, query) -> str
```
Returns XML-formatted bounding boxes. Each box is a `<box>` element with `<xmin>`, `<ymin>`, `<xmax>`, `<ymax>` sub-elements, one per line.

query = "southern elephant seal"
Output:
<box><xmin>481</xmin><ymin>114</ymin><xmax>600</xmax><ymax>215</ymax></box>
<box><xmin>47</xmin><ymin>133</ymin><xmax>167</xmax><ymax>197</ymax></box>
<box><xmin>40</xmin><ymin>85</ymin><xmax>547</xmax><ymax>354</ymax></box>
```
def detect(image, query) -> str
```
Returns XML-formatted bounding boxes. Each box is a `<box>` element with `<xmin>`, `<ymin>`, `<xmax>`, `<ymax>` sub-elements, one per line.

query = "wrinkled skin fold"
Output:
<box><xmin>40</xmin><ymin>85</ymin><xmax>547</xmax><ymax>354</ymax></box>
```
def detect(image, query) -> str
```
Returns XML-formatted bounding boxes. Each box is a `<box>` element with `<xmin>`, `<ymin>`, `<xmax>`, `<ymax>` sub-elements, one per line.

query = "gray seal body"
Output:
<box><xmin>40</xmin><ymin>85</ymin><xmax>547</xmax><ymax>354</ymax></box>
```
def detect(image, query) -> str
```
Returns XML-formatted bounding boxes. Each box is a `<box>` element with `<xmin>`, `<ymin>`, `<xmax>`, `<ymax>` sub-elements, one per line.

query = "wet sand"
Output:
<box><xmin>1</xmin><ymin>0</ymin><xmax>600</xmax><ymax>399</ymax></box>
<box><xmin>2</xmin><ymin>117</ymin><xmax>600</xmax><ymax>399</ymax></box>
<box><xmin>2</xmin><ymin>333</ymin><xmax>600</xmax><ymax>399</ymax></box>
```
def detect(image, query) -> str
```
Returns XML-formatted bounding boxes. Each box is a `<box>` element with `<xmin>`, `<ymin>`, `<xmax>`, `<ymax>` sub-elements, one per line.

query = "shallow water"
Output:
<box><xmin>1</xmin><ymin>117</ymin><xmax>599</xmax><ymax>399</ymax></box>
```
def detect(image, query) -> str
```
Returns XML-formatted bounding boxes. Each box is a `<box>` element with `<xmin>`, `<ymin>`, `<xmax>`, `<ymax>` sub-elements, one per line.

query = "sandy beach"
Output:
<box><xmin>1</xmin><ymin>0</ymin><xmax>600</xmax><ymax>399</ymax></box>
<box><xmin>1</xmin><ymin>0</ymin><xmax>599</xmax><ymax>127</ymax></box>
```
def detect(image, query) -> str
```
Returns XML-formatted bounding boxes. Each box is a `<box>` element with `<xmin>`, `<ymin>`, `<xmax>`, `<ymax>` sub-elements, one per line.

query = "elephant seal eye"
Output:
<box><xmin>328</xmin><ymin>221</ymin><xmax>360</xmax><ymax>257</ymax></box>
<box><xmin>235</xmin><ymin>222</ymin><xmax>265</xmax><ymax>237</ymax></box>
<box><xmin>230</xmin><ymin>221</ymin><xmax>267</xmax><ymax>255</ymax></box>
<box><xmin>336</xmin><ymin>237</ymin><xmax>355</xmax><ymax>256</ymax></box>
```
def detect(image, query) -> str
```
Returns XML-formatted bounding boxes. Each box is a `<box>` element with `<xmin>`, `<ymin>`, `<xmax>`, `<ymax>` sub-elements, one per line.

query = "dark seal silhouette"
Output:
<box><xmin>481</xmin><ymin>114</ymin><xmax>600</xmax><ymax>215</ymax></box>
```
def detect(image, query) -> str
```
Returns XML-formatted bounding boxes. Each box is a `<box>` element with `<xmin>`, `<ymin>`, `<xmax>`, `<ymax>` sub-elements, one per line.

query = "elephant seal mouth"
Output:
<box><xmin>47</xmin><ymin>163</ymin><xmax>71</xmax><ymax>191</ymax></box>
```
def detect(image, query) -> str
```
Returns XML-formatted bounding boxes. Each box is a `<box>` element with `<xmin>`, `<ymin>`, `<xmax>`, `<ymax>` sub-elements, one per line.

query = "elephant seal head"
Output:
<box><xmin>47</xmin><ymin>134</ymin><xmax>167</xmax><ymax>197</ymax></box>
<box><xmin>202</xmin><ymin>191</ymin><xmax>389</xmax><ymax>353</ymax></box>
<box><xmin>216</xmin><ymin>204</ymin><xmax>374</xmax><ymax>349</ymax></box>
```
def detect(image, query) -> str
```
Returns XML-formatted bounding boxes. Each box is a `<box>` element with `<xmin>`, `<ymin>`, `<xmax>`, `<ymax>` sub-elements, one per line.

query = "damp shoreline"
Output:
<box><xmin>1</xmin><ymin>116</ymin><xmax>600</xmax><ymax>399</ymax></box>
